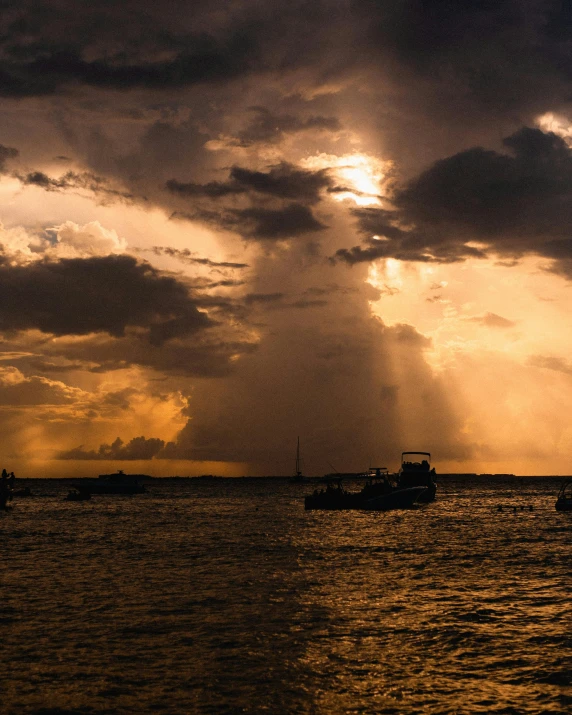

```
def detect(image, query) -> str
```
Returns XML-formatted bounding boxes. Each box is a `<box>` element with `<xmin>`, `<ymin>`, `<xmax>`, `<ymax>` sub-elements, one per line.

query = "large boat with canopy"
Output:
<box><xmin>397</xmin><ymin>452</ymin><xmax>437</xmax><ymax>502</ymax></box>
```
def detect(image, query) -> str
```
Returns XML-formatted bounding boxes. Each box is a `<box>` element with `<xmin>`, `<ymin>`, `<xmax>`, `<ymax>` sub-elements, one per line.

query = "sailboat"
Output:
<box><xmin>289</xmin><ymin>437</ymin><xmax>305</xmax><ymax>482</ymax></box>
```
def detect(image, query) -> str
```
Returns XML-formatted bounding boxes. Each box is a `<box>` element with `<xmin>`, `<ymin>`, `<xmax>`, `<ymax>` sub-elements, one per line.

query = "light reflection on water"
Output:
<box><xmin>1</xmin><ymin>476</ymin><xmax>571</xmax><ymax>714</ymax></box>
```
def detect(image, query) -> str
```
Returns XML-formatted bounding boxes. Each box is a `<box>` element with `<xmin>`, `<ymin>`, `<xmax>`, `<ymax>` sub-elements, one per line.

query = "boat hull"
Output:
<box><xmin>72</xmin><ymin>473</ymin><xmax>147</xmax><ymax>495</ymax></box>
<box><xmin>555</xmin><ymin>498</ymin><xmax>572</xmax><ymax>511</ymax></box>
<box><xmin>362</xmin><ymin>486</ymin><xmax>428</xmax><ymax>511</ymax></box>
<box><xmin>397</xmin><ymin>473</ymin><xmax>436</xmax><ymax>502</ymax></box>
<box><xmin>304</xmin><ymin>485</ymin><xmax>427</xmax><ymax>511</ymax></box>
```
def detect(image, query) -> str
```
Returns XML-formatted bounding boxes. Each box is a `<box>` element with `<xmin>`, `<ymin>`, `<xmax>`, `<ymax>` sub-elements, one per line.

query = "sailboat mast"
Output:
<box><xmin>295</xmin><ymin>436</ymin><xmax>302</xmax><ymax>477</ymax></box>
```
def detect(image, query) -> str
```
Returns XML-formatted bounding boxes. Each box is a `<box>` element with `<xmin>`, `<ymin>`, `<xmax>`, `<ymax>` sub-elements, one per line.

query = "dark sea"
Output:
<box><xmin>1</xmin><ymin>476</ymin><xmax>571</xmax><ymax>715</ymax></box>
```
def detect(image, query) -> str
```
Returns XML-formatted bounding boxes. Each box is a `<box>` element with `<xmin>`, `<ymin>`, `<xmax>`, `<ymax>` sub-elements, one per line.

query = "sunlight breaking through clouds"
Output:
<box><xmin>301</xmin><ymin>152</ymin><xmax>388</xmax><ymax>206</ymax></box>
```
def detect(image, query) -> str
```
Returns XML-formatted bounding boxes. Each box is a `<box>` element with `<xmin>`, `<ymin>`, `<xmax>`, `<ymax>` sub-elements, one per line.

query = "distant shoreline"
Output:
<box><xmin>12</xmin><ymin>473</ymin><xmax>569</xmax><ymax>481</ymax></box>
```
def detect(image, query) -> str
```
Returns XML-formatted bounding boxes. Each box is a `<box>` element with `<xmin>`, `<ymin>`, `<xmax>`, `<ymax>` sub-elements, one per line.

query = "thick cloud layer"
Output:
<box><xmin>166</xmin><ymin>162</ymin><xmax>331</xmax><ymax>239</ymax></box>
<box><xmin>0</xmin><ymin>254</ymin><xmax>211</xmax><ymax>344</ymax></box>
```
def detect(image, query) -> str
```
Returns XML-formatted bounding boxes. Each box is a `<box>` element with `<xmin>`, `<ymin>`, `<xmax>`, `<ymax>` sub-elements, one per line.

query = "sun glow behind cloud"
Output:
<box><xmin>302</xmin><ymin>152</ymin><xmax>388</xmax><ymax>205</ymax></box>
<box><xmin>536</xmin><ymin>112</ymin><xmax>572</xmax><ymax>143</ymax></box>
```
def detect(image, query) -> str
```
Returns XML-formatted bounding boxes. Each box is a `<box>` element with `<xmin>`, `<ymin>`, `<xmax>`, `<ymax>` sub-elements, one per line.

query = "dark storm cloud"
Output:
<box><xmin>58</xmin><ymin>435</ymin><xmax>167</xmax><ymax>460</ymax></box>
<box><xmin>0</xmin><ymin>143</ymin><xmax>18</xmax><ymax>171</ymax></box>
<box><xmin>3</xmin><ymin>0</ymin><xmax>571</xmax><ymax>116</ymax></box>
<box><xmin>177</xmin><ymin>203</ymin><xmax>326</xmax><ymax>240</ymax></box>
<box><xmin>395</xmin><ymin>128</ymin><xmax>572</xmax><ymax>239</ymax></box>
<box><xmin>351</xmin><ymin>0</ymin><xmax>572</xmax><ymax>118</ymax></box>
<box><xmin>0</xmin><ymin>20</ymin><xmax>259</xmax><ymax>97</ymax></box>
<box><xmin>166</xmin><ymin>162</ymin><xmax>332</xmax><ymax>204</ymax></box>
<box><xmin>234</xmin><ymin>106</ymin><xmax>341</xmax><ymax>146</ymax></box>
<box><xmin>230</xmin><ymin>164</ymin><xmax>331</xmax><ymax>203</ymax></box>
<box><xmin>0</xmin><ymin>254</ymin><xmax>211</xmax><ymax>345</ymax></box>
<box><xmin>334</xmin><ymin>128</ymin><xmax>572</xmax><ymax>273</ymax></box>
<box><xmin>229</xmin><ymin>204</ymin><xmax>326</xmax><ymax>239</ymax></box>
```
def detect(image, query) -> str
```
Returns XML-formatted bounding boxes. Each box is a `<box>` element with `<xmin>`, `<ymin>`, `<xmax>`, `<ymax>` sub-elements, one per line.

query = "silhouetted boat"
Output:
<box><xmin>289</xmin><ymin>437</ymin><xmax>306</xmax><ymax>482</ymax></box>
<box><xmin>12</xmin><ymin>487</ymin><xmax>33</xmax><ymax>497</ymax></box>
<box><xmin>397</xmin><ymin>451</ymin><xmax>436</xmax><ymax>502</ymax></box>
<box><xmin>72</xmin><ymin>470</ymin><xmax>147</xmax><ymax>495</ymax></box>
<box><xmin>304</xmin><ymin>468</ymin><xmax>427</xmax><ymax>511</ymax></box>
<box><xmin>555</xmin><ymin>479</ymin><xmax>572</xmax><ymax>511</ymax></box>
<box><xmin>65</xmin><ymin>489</ymin><xmax>91</xmax><ymax>502</ymax></box>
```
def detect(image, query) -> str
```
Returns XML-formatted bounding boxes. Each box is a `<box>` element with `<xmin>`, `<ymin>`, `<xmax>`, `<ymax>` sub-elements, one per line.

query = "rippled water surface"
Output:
<box><xmin>1</xmin><ymin>476</ymin><xmax>571</xmax><ymax>714</ymax></box>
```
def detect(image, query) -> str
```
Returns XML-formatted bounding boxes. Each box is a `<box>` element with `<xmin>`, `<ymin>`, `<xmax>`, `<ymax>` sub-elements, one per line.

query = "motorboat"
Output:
<box><xmin>555</xmin><ymin>479</ymin><xmax>572</xmax><ymax>511</ymax></box>
<box><xmin>304</xmin><ymin>468</ymin><xmax>427</xmax><ymax>511</ymax></box>
<box><xmin>72</xmin><ymin>470</ymin><xmax>147</xmax><ymax>495</ymax></box>
<box><xmin>397</xmin><ymin>451</ymin><xmax>437</xmax><ymax>502</ymax></box>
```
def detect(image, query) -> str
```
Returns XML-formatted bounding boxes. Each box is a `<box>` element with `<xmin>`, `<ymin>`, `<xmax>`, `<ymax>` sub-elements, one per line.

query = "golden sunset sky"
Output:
<box><xmin>2</xmin><ymin>1</ymin><xmax>572</xmax><ymax>477</ymax></box>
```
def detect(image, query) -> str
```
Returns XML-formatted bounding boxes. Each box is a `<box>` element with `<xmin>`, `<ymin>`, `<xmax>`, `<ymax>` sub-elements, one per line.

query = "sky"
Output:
<box><xmin>2</xmin><ymin>0</ymin><xmax>572</xmax><ymax>477</ymax></box>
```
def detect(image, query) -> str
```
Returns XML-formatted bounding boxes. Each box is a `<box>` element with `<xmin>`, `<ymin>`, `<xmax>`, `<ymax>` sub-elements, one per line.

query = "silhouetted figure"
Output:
<box><xmin>0</xmin><ymin>469</ymin><xmax>11</xmax><ymax>510</ymax></box>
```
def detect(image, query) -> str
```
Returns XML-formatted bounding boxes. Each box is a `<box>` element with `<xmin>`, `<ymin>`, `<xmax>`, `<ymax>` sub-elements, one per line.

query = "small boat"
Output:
<box><xmin>289</xmin><ymin>437</ymin><xmax>306</xmax><ymax>482</ymax></box>
<box><xmin>397</xmin><ymin>451</ymin><xmax>437</xmax><ymax>502</ymax></box>
<box><xmin>304</xmin><ymin>468</ymin><xmax>427</xmax><ymax>511</ymax></box>
<box><xmin>555</xmin><ymin>479</ymin><xmax>572</xmax><ymax>511</ymax></box>
<box><xmin>72</xmin><ymin>470</ymin><xmax>147</xmax><ymax>495</ymax></box>
<box><xmin>12</xmin><ymin>487</ymin><xmax>33</xmax><ymax>497</ymax></box>
<box><xmin>65</xmin><ymin>489</ymin><xmax>91</xmax><ymax>502</ymax></box>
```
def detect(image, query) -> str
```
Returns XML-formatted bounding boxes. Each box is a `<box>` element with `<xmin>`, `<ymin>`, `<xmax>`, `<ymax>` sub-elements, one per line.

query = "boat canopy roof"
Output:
<box><xmin>401</xmin><ymin>451</ymin><xmax>431</xmax><ymax>458</ymax></box>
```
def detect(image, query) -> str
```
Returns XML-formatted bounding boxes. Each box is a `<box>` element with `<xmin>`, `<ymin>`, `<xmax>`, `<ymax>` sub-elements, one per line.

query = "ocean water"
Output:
<box><xmin>1</xmin><ymin>476</ymin><xmax>571</xmax><ymax>715</ymax></box>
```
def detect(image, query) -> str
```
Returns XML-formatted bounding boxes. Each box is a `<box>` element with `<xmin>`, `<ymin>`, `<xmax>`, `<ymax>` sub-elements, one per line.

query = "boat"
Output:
<box><xmin>72</xmin><ymin>470</ymin><xmax>147</xmax><ymax>495</ymax></box>
<box><xmin>555</xmin><ymin>479</ymin><xmax>572</xmax><ymax>511</ymax></box>
<box><xmin>289</xmin><ymin>437</ymin><xmax>306</xmax><ymax>482</ymax></box>
<box><xmin>65</xmin><ymin>489</ymin><xmax>91</xmax><ymax>502</ymax></box>
<box><xmin>12</xmin><ymin>487</ymin><xmax>33</xmax><ymax>497</ymax></box>
<box><xmin>397</xmin><ymin>452</ymin><xmax>437</xmax><ymax>502</ymax></box>
<box><xmin>304</xmin><ymin>468</ymin><xmax>427</xmax><ymax>511</ymax></box>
